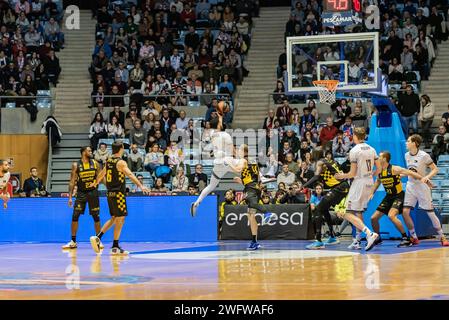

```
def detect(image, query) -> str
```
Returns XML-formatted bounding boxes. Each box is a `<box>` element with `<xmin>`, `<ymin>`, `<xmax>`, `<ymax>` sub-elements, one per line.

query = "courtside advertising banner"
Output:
<box><xmin>222</xmin><ymin>204</ymin><xmax>311</xmax><ymax>240</ymax></box>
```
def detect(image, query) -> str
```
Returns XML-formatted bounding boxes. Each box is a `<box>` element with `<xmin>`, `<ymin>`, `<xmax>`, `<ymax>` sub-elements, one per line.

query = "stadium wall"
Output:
<box><xmin>0</xmin><ymin>196</ymin><xmax>218</xmax><ymax>242</ymax></box>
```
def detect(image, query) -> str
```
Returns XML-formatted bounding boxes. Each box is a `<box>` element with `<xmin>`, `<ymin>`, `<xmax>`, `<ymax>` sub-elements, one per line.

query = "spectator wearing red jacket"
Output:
<box><xmin>319</xmin><ymin>117</ymin><xmax>338</xmax><ymax>151</ymax></box>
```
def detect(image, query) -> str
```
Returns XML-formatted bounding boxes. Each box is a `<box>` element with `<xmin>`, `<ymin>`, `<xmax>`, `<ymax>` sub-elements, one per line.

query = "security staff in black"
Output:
<box><xmin>369</xmin><ymin>151</ymin><xmax>426</xmax><ymax>246</ymax></box>
<box><xmin>302</xmin><ymin>152</ymin><xmax>350</xmax><ymax>247</ymax></box>
<box><xmin>90</xmin><ymin>141</ymin><xmax>150</xmax><ymax>256</ymax></box>
<box><xmin>64</xmin><ymin>146</ymin><xmax>102</xmax><ymax>250</ymax></box>
<box><xmin>228</xmin><ymin>144</ymin><xmax>273</xmax><ymax>251</ymax></box>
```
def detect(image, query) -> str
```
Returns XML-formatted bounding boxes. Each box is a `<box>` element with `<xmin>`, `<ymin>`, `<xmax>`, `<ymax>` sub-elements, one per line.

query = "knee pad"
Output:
<box><xmin>72</xmin><ymin>211</ymin><xmax>81</xmax><ymax>222</ymax></box>
<box><xmin>92</xmin><ymin>213</ymin><xmax>100</xmax><ymax>222</ymax></box>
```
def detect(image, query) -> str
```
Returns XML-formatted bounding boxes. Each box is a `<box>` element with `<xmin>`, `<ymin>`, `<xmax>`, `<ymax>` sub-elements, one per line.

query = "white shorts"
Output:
<box><xmin>404</xmin><ymin>182</ymin><xmax>433</xmax><ymax>211</ymax></box>
<box><xmin>346</xmin><ymin>178</ymin><xmax>374</xmax><ymax>212</ymax></box>
<box><xmin>212</xmin><ymin>157</ymin><xmax>235</xmax><ymax>179</ymax></box>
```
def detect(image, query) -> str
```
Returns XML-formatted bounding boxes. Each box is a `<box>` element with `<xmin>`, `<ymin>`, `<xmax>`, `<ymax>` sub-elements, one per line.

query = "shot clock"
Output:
<box><xmin>324</xmin><ymin>0</ymin><xmax>362</xmax><ymax>12</ymax></box>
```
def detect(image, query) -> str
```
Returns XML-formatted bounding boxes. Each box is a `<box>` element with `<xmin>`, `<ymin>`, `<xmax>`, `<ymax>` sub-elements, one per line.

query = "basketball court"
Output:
<box><xmin>1</xmin><ymin>1</ymin><xmax>448</xmax><ymax>308</ymax></box>
<box><xmin>0</xmin><ymin>240</ymin><xmax>448</xmax><ymax>300</ymax></box>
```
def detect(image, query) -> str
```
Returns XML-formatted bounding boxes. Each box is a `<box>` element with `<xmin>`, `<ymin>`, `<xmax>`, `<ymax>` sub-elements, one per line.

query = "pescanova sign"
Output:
<box><xmin>322</xmin><ymin>11</ymin><xmax>355</xmax><ymax>27</ymax></box>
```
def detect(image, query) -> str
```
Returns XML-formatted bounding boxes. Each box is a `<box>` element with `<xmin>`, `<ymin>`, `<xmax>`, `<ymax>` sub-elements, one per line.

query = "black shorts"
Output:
<box><xmin>73</xmin><ymin>189</ymin><xmax>100</xmax><ymax>216</ymax></box>
<box><xmin>324</xmin><ymin>181</ymin><xmax>350</xmax><ymax>207</ymax></box>
<box><xmin>376</xmin><ymin>192</ymin><xmax>405</xmax><ymax>214</ymax></box>
<box><xmin>244</xmin><ymin>186</ymin><xmax>261</xmax><ymax>210</ymax></box>
<box><xmin>107</xmin><ymin>191</ymin><xmax>128</xmax><ymax>217</ymax></box>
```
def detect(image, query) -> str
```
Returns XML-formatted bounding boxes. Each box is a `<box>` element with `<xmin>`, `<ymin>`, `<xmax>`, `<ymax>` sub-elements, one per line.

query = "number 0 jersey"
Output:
<box><xmin>378</xmin><ymin>164</ymin><xmax>403</xmax><ymax>195</ymax></box>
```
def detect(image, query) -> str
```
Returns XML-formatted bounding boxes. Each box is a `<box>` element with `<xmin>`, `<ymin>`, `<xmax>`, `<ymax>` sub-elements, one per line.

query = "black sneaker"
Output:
<box><xmin>397</xmin><ymin>237</ymin><xmax>412</xmax><ymax>248</ymax></box>
<box><xmin>110</xmin><ymin>246</ymin><xmax>129</xmax><ymax>255</ymax></box>
<box><xmin>374</xmin><ymin>236</ymin><xmax>383</xmax><ymax>246</ymax></box>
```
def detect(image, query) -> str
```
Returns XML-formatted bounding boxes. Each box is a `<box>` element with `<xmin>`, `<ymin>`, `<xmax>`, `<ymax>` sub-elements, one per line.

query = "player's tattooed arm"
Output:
<box><xmin>68</xmin><ymin>162</ymin><xmax>78</xmax><ymax>207</ymax></box>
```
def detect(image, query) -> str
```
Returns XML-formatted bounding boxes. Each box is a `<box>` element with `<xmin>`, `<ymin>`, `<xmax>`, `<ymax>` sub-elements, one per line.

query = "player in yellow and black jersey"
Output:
<box><xmin>369</xmin><ymin>151</ymin><xmax>426</xmax><ymax>246</ymax></box>
<box><xmin>89</xmin><ymin>141</ymin><xmax>151</xmax><ymax>255</ymax></box>
<box><xmin>302</xmin><ymin>151</ymin><xmax>350</xmax><ymax>249</ymax></box>
<box><xmin>63</xmin><ymin>146</ymin><xmax>103</xmax><ymax>250</ymax></box>
<box><xmin>228</xmin><ymin>144</ymin><xmax>273</xmax><ymax>250</ymax></box>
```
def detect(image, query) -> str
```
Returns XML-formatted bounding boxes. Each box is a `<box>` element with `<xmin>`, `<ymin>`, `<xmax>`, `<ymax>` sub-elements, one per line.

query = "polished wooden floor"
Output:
<box><xmin>0</xmin><ymin>240</ymin><xmax>448</xmax><ymax>300</ymax></box>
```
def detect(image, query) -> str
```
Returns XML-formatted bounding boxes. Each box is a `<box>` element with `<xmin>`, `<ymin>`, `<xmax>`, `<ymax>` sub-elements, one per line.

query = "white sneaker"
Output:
<box><xmin>365</xmin><ymin>232</ymin><xmax>379</xmax><ymax>251</ymax></box>
<box><xmin>62</xmin><ymin>240</ymin><xmax>77</xmax><ymax>250</ymax></box>
<box><xmin>348</xmin><ymin>239</ymin><xmax>362</xmax><ymax>250</ymax></box>
<box><xmin>90</xmin><ymin>236</ymin><xmax>102</xmax><ymax>253</ymax></box>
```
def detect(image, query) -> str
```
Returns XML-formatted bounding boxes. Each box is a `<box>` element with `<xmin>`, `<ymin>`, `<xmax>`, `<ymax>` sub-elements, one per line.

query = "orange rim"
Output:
<box><xmin>312</xmin><ymin>80</ymin><xmax>339</xmax><ymax>91</ymax></box>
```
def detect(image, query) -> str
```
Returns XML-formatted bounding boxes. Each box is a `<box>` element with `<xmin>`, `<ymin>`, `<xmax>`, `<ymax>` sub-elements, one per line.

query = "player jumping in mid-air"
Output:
<box><xmin>63</xmin><ymin>146</ymin><xmax>103</xmax><ymax>250</ymax></box>
<box><xmin>369</xmin><ymin>151</ymin><xmax>429</xmax><ymax>247</ymax></box>
<box><xmin>0</xmin><ymin>160</ymin><xmax>11</xmax><ymax>209</ymax></box>
<box><xmin>228</xmin><ymin>144</ymin><xmax>273</xmax><ymax>250</ymax></box>
<box><xmin>190</xmin><ymin>102</ymin><xmax>235</xmax><ymax>217</ymax></box>
<box><xmin>90</xmin><ymin>141</ymin><xmax>151</xmax><ymax>255</ymax></box>
<box><xmin>399</xmin><ymin>134</ymin><xmax>449</xmax><ymax>247</ymax></box>
<box><xmin>335</xmin><ymin>128</ymin><xmax>380</xmax><ymax>251</ymax></box>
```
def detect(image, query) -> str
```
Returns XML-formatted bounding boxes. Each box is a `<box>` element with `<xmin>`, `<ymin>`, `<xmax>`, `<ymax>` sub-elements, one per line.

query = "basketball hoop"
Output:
<box><xmin>313</xmin><ymin>80</ymin><xmax>339</xmax><ymax>105</ymax></box>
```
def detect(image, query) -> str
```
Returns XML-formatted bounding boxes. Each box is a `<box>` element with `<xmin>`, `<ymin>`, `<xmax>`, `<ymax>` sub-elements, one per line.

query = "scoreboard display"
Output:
<box><xmin>324</xmin><ymin>0</ymin><xmax>362</xmax><ymax>12</ymax></box>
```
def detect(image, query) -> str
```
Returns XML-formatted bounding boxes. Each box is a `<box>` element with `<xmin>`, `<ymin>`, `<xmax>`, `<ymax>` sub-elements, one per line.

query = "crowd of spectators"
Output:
<box><xmin>89</xmin><ymin>0</ymin><xmax>259</xmax><ymax>193</ymax></box>
<box><xmin>89</xmin><ymin>0</ymin><xmax>256</xmax><ymax>116</ymax></box>
<box><xmin>0</xmin><ymin>0</ymin><xmax>63</xmax><ymax>121</ymax></box>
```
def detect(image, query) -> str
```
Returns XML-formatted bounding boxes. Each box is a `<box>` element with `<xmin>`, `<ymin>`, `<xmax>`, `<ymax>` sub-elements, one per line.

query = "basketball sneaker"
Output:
<box><xmin>324</xmin><ymin>237</ymin><xmax>340</xmax><ymax>246</ymax></box>
<box><xmin>348</xmin><ymin>239</ymin><xmax>362</xmax><ymax>250</ymax></box>
<box><xmin>365</xmin><ymin>232</ymin><xmax>379</xmax><ymax>251</ymax></box>
<box><xmin>90</xmin><ymin>236</ymin><xmax>103</xmax><ymax>253</ymax></box>
<box><xmin>441</xmin><ymin>236</ymin><xmax>449</xmax><ymax>247</ymax></box>
<box><xmin>306</xmin><ymin>241</ymin><xmax>325</xmax><ymax>250</ymax></box>
<box><xmin>110</xmin><ymin>246</ymin><xmax>129</xmax><ymax>255</ymax></box>
<box><xmin>374</xmin><ymin>236</ymin><xmax>383</xmax><ymax>246</ymax></box>
<box><xmin>410</xmin><ymin>237</ymin><xmax>420</xmax><ymax>246</ymax></box>
<box><xmin>247</xmin><ymin>241</ymin><xmax>261</xmax><ymax>250</ymax></box>
<box><xmin>397</xmin><ymin>237</ymin><xmax>412</xmax><ymax>247</ymax></box>
<box><xmin>190</xmin><ymin>202</ymin><xmax>198</xmax><ymax>217</ymax></box>
<box><xmin>62</xmin><ymin>240</ymin><xmax>77</xmax><ymax>250</ymax></box>
<box><xmin>262</xmin><ymin>212</ymin><xmax>273</xmax><ymax>225</ymax></box>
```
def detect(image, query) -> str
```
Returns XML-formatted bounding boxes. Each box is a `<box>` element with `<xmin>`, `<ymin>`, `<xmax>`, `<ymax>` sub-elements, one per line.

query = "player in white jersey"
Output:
<box><xmin>0</xmin><ymin>160</ymin><xmax>11</xmax><ymax>209</ymax></box>
<box><xmin>335</xmin><ymin>128</ymin><xmax>380</xmax><ymax>251</ymax></box>
<box><xmin>190</xmin><ymin>113</ymin><xmax>236</xmax><ymax>217</ymax></box>
<box><xmin>399</xmin><ymin>134</ymin><xmax>449</xmax><ymax>247</ymax></box>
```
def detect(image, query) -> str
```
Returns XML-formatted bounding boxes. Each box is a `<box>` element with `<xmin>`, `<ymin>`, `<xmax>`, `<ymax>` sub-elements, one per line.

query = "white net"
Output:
<box><xmin>313</xmin><ymin>80</ymin><xmax>339</xmax><ymax>105</ymax></box>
